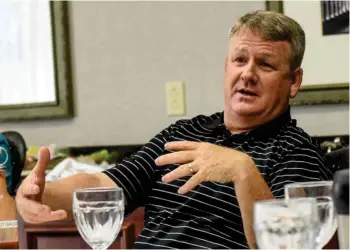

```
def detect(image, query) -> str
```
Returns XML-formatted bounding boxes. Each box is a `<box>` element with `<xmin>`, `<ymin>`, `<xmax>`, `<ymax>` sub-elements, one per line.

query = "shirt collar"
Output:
<box><xmin>203</xmin><ymin>106</ymin><xmax>294</xmax><ymax>141</ymax></box>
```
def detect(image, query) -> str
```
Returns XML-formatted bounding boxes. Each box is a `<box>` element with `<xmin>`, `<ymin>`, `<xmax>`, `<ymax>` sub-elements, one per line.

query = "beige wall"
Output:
<box><xmin>1</xmin><ymin>1</ymin><xmax>349</xmax><ymax>147</ymax></box>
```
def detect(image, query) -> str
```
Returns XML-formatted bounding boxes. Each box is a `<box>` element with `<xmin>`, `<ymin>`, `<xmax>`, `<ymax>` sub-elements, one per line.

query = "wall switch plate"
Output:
<box><xmin>166</xmin><ymin>81</ymin><xmax>185</xmax><ymax>116</ymax></box>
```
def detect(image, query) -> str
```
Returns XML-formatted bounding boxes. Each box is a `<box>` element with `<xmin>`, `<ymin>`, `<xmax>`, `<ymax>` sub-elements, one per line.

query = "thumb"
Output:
<box><xmin>32</xmin><ymin>147</ymin><xmax>51</xmax><ymax>179</ymax></box>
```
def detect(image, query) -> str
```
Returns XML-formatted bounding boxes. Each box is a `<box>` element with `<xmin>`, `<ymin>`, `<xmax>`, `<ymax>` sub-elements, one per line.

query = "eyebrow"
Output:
<box><xmin>232</xmin><ymin>48</ymin><xmax>276</xmax><ymax>57</ymax></box>
<box><xmin>256</xmin><ymin>52</ymin><xmax>276</xmax><ymax>59</ymax></box>
<box><xmin>232</xmin><ymin>47</ymin><xmax>248</xmax><ymax>54</ymax></box>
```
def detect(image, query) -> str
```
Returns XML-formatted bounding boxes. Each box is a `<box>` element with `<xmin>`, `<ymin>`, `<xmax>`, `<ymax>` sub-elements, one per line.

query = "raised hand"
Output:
<box><xmin>16</xmin><ymin>147</ymin><xmax>67</xmax><ymax>223</ymax></box>
<box><xmin>155</xmin><ymin>141</ymin><xmax>256</xmax><ymax>195</ymax></box>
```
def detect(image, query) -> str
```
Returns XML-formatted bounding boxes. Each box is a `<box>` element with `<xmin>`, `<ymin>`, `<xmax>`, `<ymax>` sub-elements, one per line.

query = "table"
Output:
<box><xmin>17</xmin><ymin>216</ymin><xmax>136</xmax><ymax>249</ymax></box>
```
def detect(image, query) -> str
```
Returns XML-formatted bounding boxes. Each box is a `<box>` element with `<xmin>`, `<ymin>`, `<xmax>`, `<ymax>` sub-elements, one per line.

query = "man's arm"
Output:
<box><xmin>234</xmin><ymin>157</ymin><xmax>273</xmax><ymax>249</ymax></box>
<box><xmin>42</xmin><ymin>173</ymin><xmax>116</xmax><ymax>219</ymax></box>
<box><xmin>16</xmin><ymin>148</ymin><xmax>117</xmax><ymax>224</ymax></box>
<box><xmin>235</xmin><ymin>141</ymin><xmax>331</xmax><ymax>248</ymax></box>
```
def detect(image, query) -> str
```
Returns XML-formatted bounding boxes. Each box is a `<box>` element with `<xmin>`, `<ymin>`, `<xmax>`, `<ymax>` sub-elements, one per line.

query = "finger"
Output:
<box><xmin>33</xmin><ymin>209</ymin><xmax>67</xmax><ymax>223</ymax></box>
<box><xmin>17</xmin><ymin>197</ymin><xmax>67</xmax><ymax>222</ymax></box>
<box><xmin>165</xmin><ymin>141</ymin><xmax>201</xmax><ymax>151</ymax></box>
<box><xmin>32</xmin><ymin>147</ymin><xmax>51</xmax><ymax>178</ymax></box>
<box><xmin>17</xmin><ymin>196</ymin><xmax>51</xmax><ymax>215</ymax></box>
<box><xmin>17</xmin><ymin>205</ymin><xmax>49</xmax><ymax>224</ymax></box>
<box><xmin>19</xmin><ymin>210</ymin><xmax>43</xmax><ymax>224</ymax></box>
<box><xmin>162</xmin><ymin>163</ymin><xmax>196</xmax><ymax>183</ymax></box>
<box><xmin>20</xmin><ymin>208</ymin><xmax>67</xmax><ymax>223</ymax></box>
<box><xmin>155</xmin><ymin>151</ymin><xmax>194</xmax><ymax>166</ymax></box>
<box><xmin>178</xmin><ymin>173</ymin><xmax>202</xmax><ymax>195</ymax></box>
<box><xmin>19</xmin><ymin>180</ymin><xmax>41</xmax><ymax>196</ymax></box>
<box><xmin>46</xmin><ymin>210</ymin><xmax>68</xmax><ymax>222</ymax></box>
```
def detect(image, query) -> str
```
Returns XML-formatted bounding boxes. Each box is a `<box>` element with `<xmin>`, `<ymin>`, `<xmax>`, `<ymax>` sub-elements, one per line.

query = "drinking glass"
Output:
<box><xmin>254</xmin><ymin>198</ymin><xmax>319</xmax><ymax>249</ymax></box>
<box><xmin>285</xmin><ymin>181</ymin><xmax>337</xmax><ymax>249</ymax></box>
<box><xmin>73</xmin><ymin>187</ymin><xmax>125</xmax><ymax>250</ymax></box>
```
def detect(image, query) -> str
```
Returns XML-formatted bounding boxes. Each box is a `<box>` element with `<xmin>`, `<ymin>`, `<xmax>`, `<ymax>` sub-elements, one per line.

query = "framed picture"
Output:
<box><xmin>266</xmin><ymin>0</ymin><xmax>349</xmax><ymax>105</ymax></box>
<box><xmin>320</xmin><ymin>1</ymin><xmax>349</xmax><ymax>36</ymax></box>
<box><xmin>0</xmin><ymin>1</ymin><xmax>74</xmax><ymax>121</ymax></box>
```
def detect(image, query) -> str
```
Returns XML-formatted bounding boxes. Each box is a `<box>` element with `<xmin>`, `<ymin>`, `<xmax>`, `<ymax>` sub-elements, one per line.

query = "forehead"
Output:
<box><xmin>229</xmin><ymin>29</ymin><xmax>291</xmax><ymax>57</ymax></box>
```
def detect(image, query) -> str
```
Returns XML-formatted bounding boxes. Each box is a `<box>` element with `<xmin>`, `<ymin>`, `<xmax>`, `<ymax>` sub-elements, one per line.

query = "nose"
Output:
<box><xmin>240</xmin><ymin>62</ymin><xmax>258</xmax><ymax>84</ymax></box>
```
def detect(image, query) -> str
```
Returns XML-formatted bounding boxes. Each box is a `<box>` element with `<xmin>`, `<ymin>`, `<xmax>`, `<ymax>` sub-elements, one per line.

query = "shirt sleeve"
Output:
<box><xmin>268</xmin><ymin>143</ymin><xmax>333</xmax><ymax>198</ymax></box>
<box><xmin>102</xmin><ymin>125</ymin><xmax>175</xmax><ymax>215</ymax></box>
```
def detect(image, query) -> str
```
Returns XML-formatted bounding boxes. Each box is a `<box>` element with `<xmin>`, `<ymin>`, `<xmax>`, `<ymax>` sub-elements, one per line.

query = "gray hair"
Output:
<box><xmin>229</xmin><ymin>10</ymin><xmax>306</xmax><ymax>70</ymax></box>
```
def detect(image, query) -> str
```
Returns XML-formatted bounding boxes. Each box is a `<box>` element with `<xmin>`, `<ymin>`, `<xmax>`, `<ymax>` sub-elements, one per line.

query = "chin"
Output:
<box><xmin>230</xmin><ymin>103</ymin><xmax>263</xmax><ymax>117</ymax></box>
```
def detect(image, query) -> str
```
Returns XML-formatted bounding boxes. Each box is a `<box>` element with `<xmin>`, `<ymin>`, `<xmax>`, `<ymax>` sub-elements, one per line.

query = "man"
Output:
<box><xmin>16</xmin><ymin>10</ymin><xmax>332</xmax><ymax>249</ymax></box>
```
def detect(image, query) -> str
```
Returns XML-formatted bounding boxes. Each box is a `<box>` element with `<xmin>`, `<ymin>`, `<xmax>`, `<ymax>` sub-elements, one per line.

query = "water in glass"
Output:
<box><xmin>285</xmin><ymin>181</ymin><xmax>337</xmax><ymax>249</ymax></box>
<box><xmin>315</xmin><ymin>196</ymin><xmax>337</xmax><ymax>247</ymax></box>
<box><xmin>254</xmin><ymin>198</ymin><xmax>318</xmax><ymax>249</ymax></box>
<box><xmin>73</xmin><ymin>187</ymin><xmax>124</xmax><ymax>250</ymax></box>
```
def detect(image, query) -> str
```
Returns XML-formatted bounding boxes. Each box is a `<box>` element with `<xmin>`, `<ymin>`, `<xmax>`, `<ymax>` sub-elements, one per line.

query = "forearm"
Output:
<box><xmin>234</xmin><ymin>159</ymin><xmax>273</xmax><ymax>249</ymax></box>
<box><xmin>42</xmin><ymin>173</ymin><xmax>114</xmax><ymax>219</ymax></box>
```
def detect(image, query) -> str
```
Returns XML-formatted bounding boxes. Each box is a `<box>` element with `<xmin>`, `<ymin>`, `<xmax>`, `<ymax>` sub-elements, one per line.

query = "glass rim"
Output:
<box><xmin>284</xmin><ymin>181</ymin><xmax>333</xmax><ymax>189</ymax></box>
<box><xmin>254</xmin><ymin>198</ymin><xmax>285</xmax><ymax>206</ymax></box>
<box><xmin>73</xmin><ymin>186</ymin><xmax>123</xmax><ymax>194</ymax></box>
<box><xmin>254</xmin><ymin>197</ymin><xmax>316</xmax><ymax>206</ymax></box>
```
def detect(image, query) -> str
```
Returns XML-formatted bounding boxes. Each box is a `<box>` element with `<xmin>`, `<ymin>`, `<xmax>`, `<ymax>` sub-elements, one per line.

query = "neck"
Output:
<box><xmin>0</xmin><ymin>170</ymin><xmax>8</xmax><ymax>194</ymax></box>
<box><xmin>224</xmin><ymin>106</ymin><xmax>289</xmax><ymax>134</ymax></box>
<box><xmin>224</xmin><ymin>112</ymin><xmax>259</xmax><ymax>134</ymax></box>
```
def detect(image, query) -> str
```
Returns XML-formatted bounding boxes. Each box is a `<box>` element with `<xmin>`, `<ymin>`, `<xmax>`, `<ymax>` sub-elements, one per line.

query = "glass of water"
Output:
<box><xmin>254</xmin><ymin>198</ymin><xmax>319</xmax><ymax>249</ymax></box>
<box><xmin>285</xmin><ymin>181</ymin><xmax>337</xmax><ymax>249</ymax></box>
<box><xmin>73</xmin><ymin>187</ymin><xmax>125</xmax><ymax>250</ymax></box>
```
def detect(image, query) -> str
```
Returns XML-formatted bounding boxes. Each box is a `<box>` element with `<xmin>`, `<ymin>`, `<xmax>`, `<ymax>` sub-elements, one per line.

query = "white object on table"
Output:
<box><xmin>45</xmin><ymin>158</ymin><xmax>114</xmax><ymax>182</ymax></box>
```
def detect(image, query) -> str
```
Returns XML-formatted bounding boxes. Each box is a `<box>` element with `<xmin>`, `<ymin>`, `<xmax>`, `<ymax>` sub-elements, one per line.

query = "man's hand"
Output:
<box><xmin>16</xmin><ymin>147</ymin><xmax>67</xmax><ymax>223</ymax></box>
<box><xmin>155</xmin><ymin>141</ymin><xmax>257</xmax><ymax>194</ymax></box>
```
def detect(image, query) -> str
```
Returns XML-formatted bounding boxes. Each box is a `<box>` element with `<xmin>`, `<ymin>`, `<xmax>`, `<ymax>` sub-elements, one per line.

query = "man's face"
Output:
<box><xmin>224</xmin><ymin>29</ymin><xmax>302</xmax><ymax>126</ymax></box>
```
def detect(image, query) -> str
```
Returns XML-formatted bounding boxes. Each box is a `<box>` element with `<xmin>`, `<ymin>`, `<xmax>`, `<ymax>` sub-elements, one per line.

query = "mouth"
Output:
<box><xmin>236</xmin><ymin>88</ymin><xmax>258</xmax><ymax>97</ymax></box>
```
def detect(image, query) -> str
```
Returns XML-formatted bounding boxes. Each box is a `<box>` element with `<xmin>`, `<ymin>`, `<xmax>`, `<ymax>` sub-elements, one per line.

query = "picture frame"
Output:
<box><xmin>266</xmin><ymin>0</ymin><xmax>349</xmax><ymax>105</ymax></box>
<box><xmin>0</xmin><ymin>1</ymin><xmax>74</xmax><ymax>121</ymax></box>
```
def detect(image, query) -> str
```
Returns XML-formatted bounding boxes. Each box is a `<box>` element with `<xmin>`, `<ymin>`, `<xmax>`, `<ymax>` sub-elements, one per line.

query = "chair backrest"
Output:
<box><xmin>2</xmin><ymin>131</ymin><xmax>27</xmax><ymax>196</ymax></box>
<box><xmin>325</xmin><ymin>146</ymin><xmax>349</xmax><ymax>172</ymax></box>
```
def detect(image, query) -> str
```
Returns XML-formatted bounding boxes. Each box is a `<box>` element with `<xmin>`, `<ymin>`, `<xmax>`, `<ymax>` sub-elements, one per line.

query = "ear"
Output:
<box><xmin>289</xmin><ymin>67</ymin><xmax>303</xmax><ymax>98</ymax></box>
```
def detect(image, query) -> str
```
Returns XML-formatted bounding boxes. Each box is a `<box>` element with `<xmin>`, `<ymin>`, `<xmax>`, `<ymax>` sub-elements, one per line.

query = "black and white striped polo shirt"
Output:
<box><xmin>103</xmin><ymin>108</ymin><xmax>333</xmax><ymax>249</ymax></box>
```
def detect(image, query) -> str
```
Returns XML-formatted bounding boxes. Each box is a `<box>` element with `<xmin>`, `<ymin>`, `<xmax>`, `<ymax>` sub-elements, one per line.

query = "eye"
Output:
<box><xmin>234</xmin><ymin>57</ymin><xmax>246</xmax><ymax>64</ymax></box>
<box><xmin>261</xmin><ymin>62</ymin><xmax>274</xmax><ymax>69</ymax></box>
